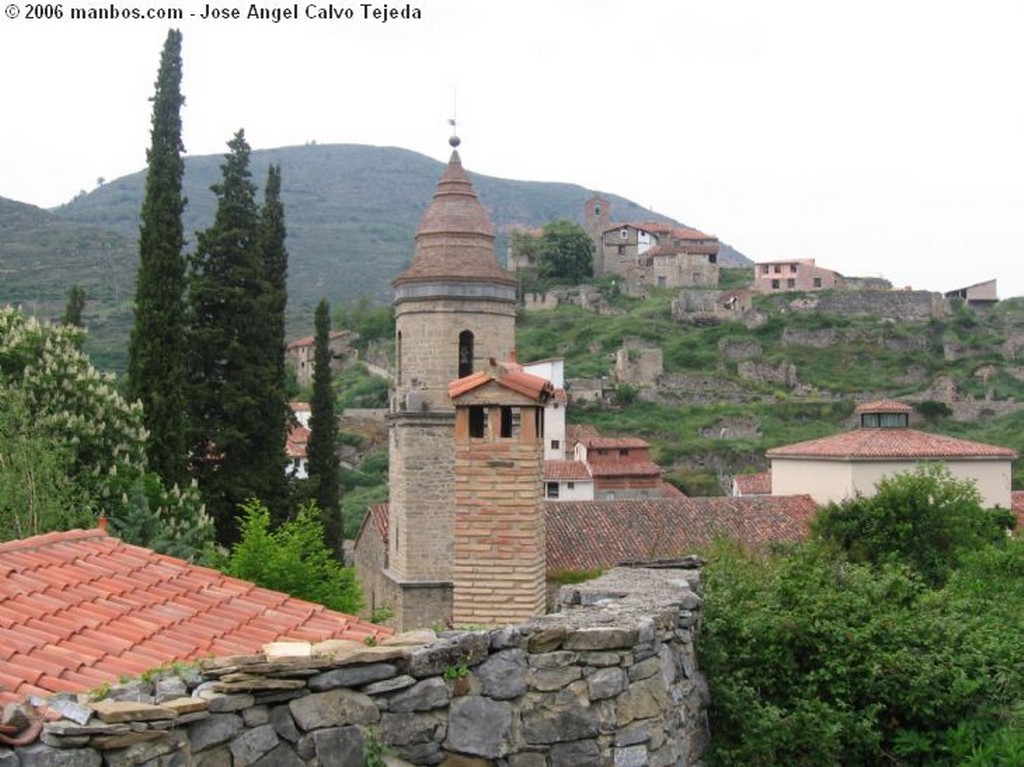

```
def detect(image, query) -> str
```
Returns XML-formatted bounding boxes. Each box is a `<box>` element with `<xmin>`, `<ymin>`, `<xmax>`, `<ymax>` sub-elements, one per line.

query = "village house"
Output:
<box><xmin>285</xmin><ymin>402</ymin><xmax>311</xmax><ymax>478</ymax></box>
<box><xmin>583</xmin><ymin>195</ymin><xmax>720</xmax><ymax>294</ymax></box>
<box><xmin>284</xmin><ymin>328</ymin><xmax>357</xmax><ymax>387</ymax></box>
<box><xmin>767</xmin><ymin>399</ymin><xmax>1017</xmax><ymax>508</ymax></box>
<box><xmin>945</xmin><ymin>278</ymin><xmax>999</xmax><ymax>307</ymax></box>
<box><xmin>752</xmin><ymin>258</ymin><xmax>844</xmax><ymax>293</ymax></box>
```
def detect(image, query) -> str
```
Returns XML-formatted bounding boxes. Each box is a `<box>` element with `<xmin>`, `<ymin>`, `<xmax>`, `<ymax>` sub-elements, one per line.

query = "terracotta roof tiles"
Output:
<box><xmin>766</xmin><ymin>428</ymin><xmax>1017</xmax><ymax>460</ymax></box>
<box><xmin>546</xmin><ymin>496</ymin><xmax>818</xmax><ymax>574</ymax></box>
<box><xmin>544</xmin><ymin>461</ymin><xmax>592</xmax><ymax>482</ymax></box>
<box><xmin>733</xmin><ymin>472</ymin><xmax>772</xmax><ymax>495</ymax></box>
<box><xmin>0</xmin><ymin>528</ymin><xmax>390</xmax><ymax>705</ymax></box>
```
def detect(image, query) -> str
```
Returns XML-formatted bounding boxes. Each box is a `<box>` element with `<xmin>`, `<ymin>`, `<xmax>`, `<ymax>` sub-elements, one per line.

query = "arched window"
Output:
<box><xmin>458</xmin><ymin>330</ymin><xmax>474</xmax><ymax>378</ymax></box>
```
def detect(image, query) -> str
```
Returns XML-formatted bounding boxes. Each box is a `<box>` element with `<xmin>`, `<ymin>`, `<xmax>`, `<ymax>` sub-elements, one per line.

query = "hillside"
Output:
<box><xmin>1</xmin><ymin>143</ymin><xmax>747</xmax><ymax>370</ymax></box>
<box><xmin>514</xmin><ymin>278</ymin><xmax>1024</xmax><ymax>493</ymax></box>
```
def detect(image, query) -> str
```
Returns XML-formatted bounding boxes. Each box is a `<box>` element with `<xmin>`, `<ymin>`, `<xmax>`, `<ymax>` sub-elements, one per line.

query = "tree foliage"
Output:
<box><xmin>128</xmin><ymin>28</ymin><xmax>189</xmax><ymax>488</ymax></box>
<box><xmin>0</xmin><ymin>308</ymin><xmax>212</xmax><ymax>554</ymax></box>
<box><xmin>812</xmin><ymin>463</ymin><xmax>1009</xmax><ymax>586</ymax></box>
<box><xmin>700</xmin><ymin>468</ymin><xmax>1024</xmax><ymax>766</ymax></box>
<box><xmin>63</xmin><ymin>285</ymin><xmax>86</xmax><ymax>328</ymax></box>
<box><xmin>225</xmin><ymin>499</ymin><xmax>362</xmax><ymax>614</ymax></box>
<box><xmin>187</xmin><ymin>130</ymin><xmax>288</xmax><ymax>544</ymax></box>
<box><xmin>512</xmin><ymin>219</ymin><xmax>594</xmax><ymax>283</ymax></box>
<box><xmin>308</xmin><ymin>298</ymin><xmax>341</xmax><ymax>552</ymax></box>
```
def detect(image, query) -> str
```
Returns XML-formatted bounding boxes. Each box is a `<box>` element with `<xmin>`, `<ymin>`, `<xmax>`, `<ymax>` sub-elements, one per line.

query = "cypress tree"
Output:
<box><xmin>188</xmin><ymin>130</ymin><xmax>286</xmax><ymax>545</ymax></box>
<box><xmin>128</xmin><ymin>29</ymin><xmax>188</xmax><ymax>488</ymax></box>
<box><xmin>63</xmin><ymin>285</ymin><xmax>86</xmax><ymax>328</ymax></box>
<box><xmin>307</xmin><ymin>298</ymin><xmax>341</xmax><ymax>551</ymax></box>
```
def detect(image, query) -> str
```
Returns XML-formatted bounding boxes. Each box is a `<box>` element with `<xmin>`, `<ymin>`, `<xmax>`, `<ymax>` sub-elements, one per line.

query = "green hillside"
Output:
<box><xmin>1</xmin><ymin>143</ymin><xmax>746</xmax><ymax>370</ymax></box>
<box><xmin>514</xmin><ymin>277</ymin><xmax>1024</xmax><ymax>492</ymax></box>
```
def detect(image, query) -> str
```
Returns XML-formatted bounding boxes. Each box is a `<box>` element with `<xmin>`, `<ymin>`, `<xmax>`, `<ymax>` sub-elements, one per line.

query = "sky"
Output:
<box><xmin>2</xmin><ymin>0</ymin><xmax>1023</xmax><ymax>296</ymax></box>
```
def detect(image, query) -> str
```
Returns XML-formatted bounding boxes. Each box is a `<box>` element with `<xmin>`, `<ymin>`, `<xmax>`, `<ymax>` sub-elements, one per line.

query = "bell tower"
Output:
<box><xmin>384</xmin><ymin>136</ymin><xmax>519</xmax><ymax>628</ymax></box>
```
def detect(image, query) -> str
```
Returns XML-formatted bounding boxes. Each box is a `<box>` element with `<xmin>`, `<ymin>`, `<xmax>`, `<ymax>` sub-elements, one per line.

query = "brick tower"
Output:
<box><xmin>385</xmin><ymin>138</ymin><xmax>519</xmax><ymax>628</ymax></box>
<box><xmin>449</xmin><ymin>362</ymin><xmax>552</xmax><ymax>625</ymax></box>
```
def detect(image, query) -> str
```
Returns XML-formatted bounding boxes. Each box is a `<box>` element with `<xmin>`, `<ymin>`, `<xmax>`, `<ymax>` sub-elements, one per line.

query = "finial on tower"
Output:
<box><xmin>448</xmin><ymin>88</ymin><xmax>460</xmax><ymax>148</ymax></box>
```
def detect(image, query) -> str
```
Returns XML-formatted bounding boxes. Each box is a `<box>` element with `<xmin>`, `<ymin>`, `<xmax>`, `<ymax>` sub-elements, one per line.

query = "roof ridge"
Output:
<box><xmin>0</xmin><ymin>528</ymin><xmax>108</xmax><ymax>555</ymax></box>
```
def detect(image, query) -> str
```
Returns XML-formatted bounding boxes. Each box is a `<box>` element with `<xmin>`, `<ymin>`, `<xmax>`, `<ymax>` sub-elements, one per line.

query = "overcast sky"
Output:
<box><xmin>2</xmin><ymin>0</ymin><xmax>1022</xmax><ymax>297</ymax></box>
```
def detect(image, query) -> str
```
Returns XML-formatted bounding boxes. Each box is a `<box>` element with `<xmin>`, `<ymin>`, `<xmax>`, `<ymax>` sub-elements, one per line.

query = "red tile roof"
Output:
<box><xmin>544</xmin><ymin>460</ymin><xmax>592</xmax><ymax>482</ymax></box>
<box><xmin>766</xmin><ymin>428</ymin><xmax>1017</xmax><ymax>460</ymax></box>
<box><xmin>733</xmin><ymin>472</ymin><xmax>772</xmax><ymax>495</ymax></box>
<box><xmin>546</xmin><ymin>496</ymin><xmax>818</xmax><ymax>573</ymax></box>
<box><xmin>587</xmin><ymin>459</ymin><xmax>663</xmax><ymax>479</ymax></box>
<box><xmin>855</xmin><ymin>399</ymin><xmax>913</xmax><ymax>414</ymax></box>
<box><xmin>0</xmin><ymin>529</ymin><xmax>390</xmax><ymax>705</ymax></box>
<box><xmin>582</xmin><ymin>436</ymin><xmax>650</xmax><ymax>450</ymax></box>
<box><xmin>447</xmin><ymin>361</ymin><xmax>554</xmax><ymax>403</ymax></box>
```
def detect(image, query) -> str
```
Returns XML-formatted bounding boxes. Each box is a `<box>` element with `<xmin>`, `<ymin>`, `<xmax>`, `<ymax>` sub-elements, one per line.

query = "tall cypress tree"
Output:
<box><xmin>128</xmin><ymin>29</ymin><xmax>188</xmax><ymax>488</ymax></box>
<box><xmin>188</xmin><ymin>130</ymin><xmax>285</xmax><ymax>545</ymax></box>
<box><xmin>308</xmin><ymin>298</ymin><xmax>341</xmax><ymax>551</ymax></box>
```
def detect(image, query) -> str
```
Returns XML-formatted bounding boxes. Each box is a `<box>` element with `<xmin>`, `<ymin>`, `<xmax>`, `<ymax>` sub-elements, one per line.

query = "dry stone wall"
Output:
<box><xmin>1</xmin><ymin>568</ymin><xmax>707</xmax><ymax>767</ymax></box>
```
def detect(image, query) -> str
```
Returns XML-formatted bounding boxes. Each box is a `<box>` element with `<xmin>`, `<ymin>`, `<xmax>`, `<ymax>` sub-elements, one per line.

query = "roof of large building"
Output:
<box><xmin>766</xmin><ymin>428</ymin><xmax>1017</xmax><ymax>460</ymax></box>
<box><xmin>546</xmin><ymin>496</ymin><xmax>818</xmax><ymax>573</ymax></box>
<box><xmin>394</xmin><ymin>148</ymin><xmax>515</xmax><ymax>288</ymax></box>
<box><xmin>0</xmin><ymin>528</ymin><xmax>389</xmax><ymax>705</ymax></box>
<box><xmin>358</xmin><ymin>496</ymin><xmax>817</xmax><ymax>576</ymax></box>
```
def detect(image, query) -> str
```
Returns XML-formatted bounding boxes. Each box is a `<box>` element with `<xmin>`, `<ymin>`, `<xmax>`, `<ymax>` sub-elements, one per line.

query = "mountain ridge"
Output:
<box><xmin>1</xmin><ymin>143</ymin><xmax>749</xmax><ymax>369</ymax></box>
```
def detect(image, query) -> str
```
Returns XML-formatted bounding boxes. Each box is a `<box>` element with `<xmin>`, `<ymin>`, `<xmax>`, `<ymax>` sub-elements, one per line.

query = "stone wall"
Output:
<box><xmin>1</xmin><ymin>567</ymin><xmax>707</xmax><ymax>767</ymax></box>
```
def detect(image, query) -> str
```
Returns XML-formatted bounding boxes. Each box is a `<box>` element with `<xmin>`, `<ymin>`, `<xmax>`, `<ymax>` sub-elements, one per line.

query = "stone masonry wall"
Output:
<box><xmin>1</xmin><ymin>567</ymin><xmax>707</xmax><ymax>767</ymax></box>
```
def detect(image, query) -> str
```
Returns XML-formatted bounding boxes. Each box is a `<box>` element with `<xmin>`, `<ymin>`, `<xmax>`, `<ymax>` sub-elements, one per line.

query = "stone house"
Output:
<box><xmin>284</xmin><ymin>329</ymin><xmax>357</xmax><ymax>387</ymax></box>
<box><xmin>945</xmin><ymin>278</ymin><xmax>998</xmax><ymax>306</ymax></box>
<box><xmin>767</xmin><ymin>399</ymin><xmax>1017</xmax><ymax>508</ymax></box>
<box><xmin>583</xmin><ymin>195</ymin><xmax>720</xmax><ymax>294</ymax></box>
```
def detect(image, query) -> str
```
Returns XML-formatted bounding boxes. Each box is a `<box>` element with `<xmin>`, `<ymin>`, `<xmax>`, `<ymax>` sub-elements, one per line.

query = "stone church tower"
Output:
<box><xmin>384</xmin><ymin>138</ymin><xmax>519</xmax><ymax>628</ymax></box>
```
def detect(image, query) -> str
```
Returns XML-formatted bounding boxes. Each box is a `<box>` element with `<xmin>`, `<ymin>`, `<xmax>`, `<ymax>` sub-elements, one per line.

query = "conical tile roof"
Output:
<box><xmin>394</xmin><ymin>149</ymin><xmax>516</xmax><ymax>288</ymax></box>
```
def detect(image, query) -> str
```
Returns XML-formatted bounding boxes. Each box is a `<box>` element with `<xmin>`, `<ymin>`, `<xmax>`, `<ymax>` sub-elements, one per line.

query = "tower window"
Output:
<box><xmin>469</xmin><ymin>406</ymin><xmax>486</xmax><ymax>438</ymax></box>
<box><xmin>500</xmin><ymin>407</ymin><xmax>514</xmax><ymax>438</ymax></box>
<box><xmin>458</xmin><ymin>330</ymin><xmax>474</xmax><ymax>378</ymax></box>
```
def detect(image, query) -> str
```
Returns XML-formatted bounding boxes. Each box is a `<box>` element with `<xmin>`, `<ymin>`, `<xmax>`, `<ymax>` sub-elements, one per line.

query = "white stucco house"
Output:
<box><xmin>767</xmin><ymin>400</ymin><xmax>1016</xmax><ymax>509</ymax></box>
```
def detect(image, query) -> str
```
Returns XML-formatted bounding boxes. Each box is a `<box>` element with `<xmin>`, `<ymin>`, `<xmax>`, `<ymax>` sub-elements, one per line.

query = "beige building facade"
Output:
<box><xmin>767</xmin><ymin>400</ymin><xmax>1016</xmax><ymax>508</ymax></box>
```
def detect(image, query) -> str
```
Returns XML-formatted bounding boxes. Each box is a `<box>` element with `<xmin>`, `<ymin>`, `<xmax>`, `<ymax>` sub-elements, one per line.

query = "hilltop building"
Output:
<box><xmin>582</xmin><ymin>195</ymin><xmax>720</xmax><ymax>295</ymax></box>
<box><xmin>285</xmin><ymin>329</ymin><xmax>356</xmax><ymax>387</ymax></box>
<box><xmin>767</xmin><ymin>399</ymin><xmax>1016</xmax><ymax>508</ymax></box>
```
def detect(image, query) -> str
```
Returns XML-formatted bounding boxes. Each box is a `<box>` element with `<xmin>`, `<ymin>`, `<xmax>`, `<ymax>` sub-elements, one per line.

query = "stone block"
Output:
<box><xmin>587</xmin><ymin>667</ymin><xmax>627</xmax><ymax>701</ymax></box>
<box><xmin>311</xmin><ymin>726</ymin><xmax>364</xmax><ymax>767</ymax></box>
<box><xmin>288</xmin><ymin>689</ymin><xmax>379</xmax><ymax>731</ymax></box>
<box><xmin>388</xmin><ymin>678</ymin><xmax>449</xmax><ymax>713</ymax></box>
<box><xmin>308</xmin><ymin>663</ymin><xmax>398</xmax><ymax>691</ymax></box>
<box><xmin>228</xmin><ymin>724</ymin><xmax>278</xmax><ymax>766</ymax></box>
<box><xmin>445</xmin><ymin>697</ymin><xmax>512</xmax><ymax>758</ymax></box>
<box><xmin>475</xmin><ymin>650</ymin><xmax>526</xmax><ymax>700</ymax></box>
<box><xmin>548</xmin><ymin>739</ymin><xmax>601</xmax><ymax>767</ymax></box>
<box><xmin>268</xmin><ymin>707</ymin><xmax>299</xmax><ymax>743</ymax></box>
<box><xmin>250</xmin><ymin>743</ymin><xmax>305</xmax><ymax>767</ymax></box>
<box><xmin>380</xmin><ymin>712</ymin><xmax>445</xmax><ymax>746</ymax></box>
<box><xmin>187</xmin><ymin>714</ymin><xmax>243</xmax><ymax>752</ymax></box>
<box><xmin>614</xmin><ymin>744</ymin><xmax>648</xmax><ymax>767</ymax></box>
<box><xmin>563</xmin><ymin>627</ymin><xmax>638</xmax><ymax>652</ymax></box>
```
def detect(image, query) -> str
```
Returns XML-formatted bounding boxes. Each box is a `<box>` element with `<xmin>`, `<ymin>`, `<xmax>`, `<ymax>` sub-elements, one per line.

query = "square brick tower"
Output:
<box><xmin>449</xmin><ymin>362</ymin><xmax>553</xmax><ymax>625</ymax></box>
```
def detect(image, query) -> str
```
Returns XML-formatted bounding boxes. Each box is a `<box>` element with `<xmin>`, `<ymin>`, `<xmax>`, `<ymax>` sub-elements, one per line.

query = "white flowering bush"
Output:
<box><xmin>0</xmin><ymin>308</ymin><xmax>213</xmax><ymax>556</ymax></box>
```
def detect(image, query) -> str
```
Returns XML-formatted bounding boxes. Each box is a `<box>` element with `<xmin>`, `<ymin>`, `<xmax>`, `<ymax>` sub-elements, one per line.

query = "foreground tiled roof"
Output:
<box><xmin>546</xmin><ymin>496</ymin><xmax>818</xmax><ymax>573</ymax></box>
<box><xmin>0</xmin><ymin>529</ymin><xmax>390</xmax><ymax>705</ymax></box>
<box><xmin>583</xmin><ymin>436</ymin><xmax>650</xmax><ymax>450</ymax></box>
<box><xmin>448</xmin><ymin>361</ymin><xmax>554</xmax><ymax>403</ymax></box>
<box><xmin>766</xmin><ymin>428</ymin><xmax>1017</xmax><ymax>460</ymax></box>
